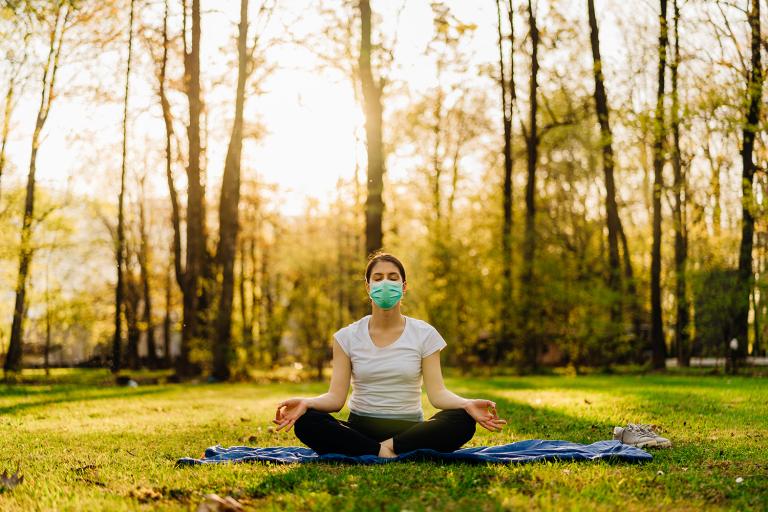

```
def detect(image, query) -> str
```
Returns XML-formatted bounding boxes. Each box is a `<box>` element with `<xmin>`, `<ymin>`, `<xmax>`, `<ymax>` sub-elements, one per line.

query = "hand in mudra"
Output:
<box><xmin>464</xmin><ymin>399</ymin><xmax>507</xmax><ymax>432</ymax></box>
<box><xmin>273</xmin><ymin>398</ymin><xmax>308</xmax><ymax>432</ymax></box>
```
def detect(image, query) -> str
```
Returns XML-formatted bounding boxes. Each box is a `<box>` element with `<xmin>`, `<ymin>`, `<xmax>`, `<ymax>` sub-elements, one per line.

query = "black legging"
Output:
<box><xmin>293</xmin><ymin>408</ymin><xmax>476</xmax><ymax>456</ymax></box>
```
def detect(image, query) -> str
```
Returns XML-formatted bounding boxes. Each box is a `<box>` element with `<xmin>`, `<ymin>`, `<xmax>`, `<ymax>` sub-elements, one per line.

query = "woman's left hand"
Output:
<box><xmin>464</xmin><ymin>399</ymin><xmax>507</xmax><ymax>432</ymax></box>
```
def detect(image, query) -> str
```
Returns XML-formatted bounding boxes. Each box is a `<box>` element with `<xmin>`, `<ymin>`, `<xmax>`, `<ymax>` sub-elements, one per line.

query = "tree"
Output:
<box><xmin>112</xmin><ymin>0</ymin><xmax>136</xmax><ymax>374</ymax></box>
<box><xmin>358</xmin><ymin>0</ymin><xmax>384</xmax><ymax>258</ymax></box>
<box><xmin>520</xmin><ymin>0</ymin><xmax>539</xmax><ymax>370</ymax></box>
<box><xmin>174</xmin><ymin>0</ymin><xmax>208</xmax><ymax>377</ymax></box>
<box><xmin>586</xmin><ymin>0</ymin><xmax>627</xmax><ymax>332</ymax></box>
<box><xmin>155</xmin><ymin>0</ymin><xmax>181</xmax><ymax>368</ymax></box>
<box><xmin>735</xmin><ymin>0</ymin><xmax>763</xmax><ymax>368</ymax></box>
<box><xmin>5</xmin><ymin>1</ymin><xmax>73</xmax><ymax>374</ymax></box>
<box><xmin>152</xmin><ymin>0</ymin><xmax>209</xmax><ymax>377</ymax></box>
<box><xmin>495</xmin><ymin>0</ymin><xmax>515</xmax><ymax>364</ymax></box>
<box><xmin>670</xmin><ymin>0</ymin><xmax>690</xmax><ymax>367</ymax></box>
<box><xmin>162</xmin><ymin>253</ymin><xmax>174</xmax><ymax>367</ymax></box>
<box><xmin>650</xmin><ymin>0</ymin><xmax>669</xmax><ymax>370</ymax></box>
<box><xmin>124</xmin><ymin>240</ymin><xmax>141</xmax><ymax>370</ymax></box>
<box><xmin>211</xmin><ymin>0</ymin><xmax>272</xmax><ymax>380</ymax></box>
<box><xmin>138</xmin><ymin>175</ymin><xmax>158</xmax><ymax>368</ymax></box>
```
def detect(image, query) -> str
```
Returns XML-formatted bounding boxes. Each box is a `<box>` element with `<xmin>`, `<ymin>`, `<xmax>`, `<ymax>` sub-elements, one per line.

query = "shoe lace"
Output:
<box><xmin>628</xmin><ymin>423</ymin><xmax>659</xmax><ymax>436</ymax></box>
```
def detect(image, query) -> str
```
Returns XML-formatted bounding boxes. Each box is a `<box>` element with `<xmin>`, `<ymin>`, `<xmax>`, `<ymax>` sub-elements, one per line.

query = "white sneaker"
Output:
<box><xmin>613</xmin><ymin>423</ymin><xmax>672</xmax><ymax>448</ymax></box>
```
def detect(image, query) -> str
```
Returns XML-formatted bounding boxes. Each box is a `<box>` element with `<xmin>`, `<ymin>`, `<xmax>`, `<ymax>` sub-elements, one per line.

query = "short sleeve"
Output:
<box><xmin>333</xmin><ymin>328</ymin><xmax>351</xmax><ymax>357</ymax></box>
<box><xmin>422</xmin><ymin>326</ymin><xmax>447</xmax><ymax>358</ymax></box>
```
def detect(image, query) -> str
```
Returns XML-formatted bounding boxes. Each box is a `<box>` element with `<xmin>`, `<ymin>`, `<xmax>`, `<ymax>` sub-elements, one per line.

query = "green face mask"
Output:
<box><xmin>369</xmin><ymin>280</ymin><xmax>403</xmax><ymax>310</ymax></box>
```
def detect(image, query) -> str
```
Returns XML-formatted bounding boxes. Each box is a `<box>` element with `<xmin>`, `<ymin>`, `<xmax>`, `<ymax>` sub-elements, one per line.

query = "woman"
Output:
<box><xmin>273</xmin><ymin>252</ymin><xmax>507</xmax><ymax>458</ymax></box>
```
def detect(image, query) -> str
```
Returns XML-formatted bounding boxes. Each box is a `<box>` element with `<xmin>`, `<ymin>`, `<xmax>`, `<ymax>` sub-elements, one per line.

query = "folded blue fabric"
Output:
<box><xmin>176</xmin><ymin>439</ymin><xmax>651</xmax><ymax>466</ymax></box>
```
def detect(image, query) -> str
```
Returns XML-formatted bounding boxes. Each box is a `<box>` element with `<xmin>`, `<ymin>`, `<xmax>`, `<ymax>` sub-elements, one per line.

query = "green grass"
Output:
<box><xmin>1</xmin><ymin>369</ymin><xmax>766</xmax><ymax>511</ymax></box>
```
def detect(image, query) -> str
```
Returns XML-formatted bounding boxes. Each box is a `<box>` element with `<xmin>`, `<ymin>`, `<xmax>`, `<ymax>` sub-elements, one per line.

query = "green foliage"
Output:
<box><xmin>691</xmin><ymin>268</ymin><xmax>739</xmax><ymax>358</ymax></box>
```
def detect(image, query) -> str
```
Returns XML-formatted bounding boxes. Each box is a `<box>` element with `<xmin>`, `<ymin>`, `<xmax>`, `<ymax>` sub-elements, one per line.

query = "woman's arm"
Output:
<box><xmin>422</xmin><ymin>350</ymin><xmax>470</xmax><ymax>410</ymax></box>
<box><xmin>274</xmin><ymin>338</ymin><xmax>351</xmax><ymax>433</ymax></box>
<box><xmin>422</xmin><ymin>351</ymin><xmax>507</xmax><ymax>432</ymax></box>
<box><xmin>305</xmin><ymin>339</ymin><xmax>352</xmax><ymax>412</ymax></box>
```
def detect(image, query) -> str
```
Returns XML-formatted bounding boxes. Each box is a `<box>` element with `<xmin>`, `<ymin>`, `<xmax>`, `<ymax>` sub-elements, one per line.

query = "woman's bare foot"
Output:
<box><xmin>378</xmin><ymin>440</ymin><xmax>397</xmax><ymax>458</ymax></box>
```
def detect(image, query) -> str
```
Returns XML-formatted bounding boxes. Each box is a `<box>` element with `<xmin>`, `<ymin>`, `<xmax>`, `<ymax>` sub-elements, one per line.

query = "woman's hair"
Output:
<box><xmin>365</xmin><ymin>252</ymin><xmax>407</xmax><ymax>283</ymax></box>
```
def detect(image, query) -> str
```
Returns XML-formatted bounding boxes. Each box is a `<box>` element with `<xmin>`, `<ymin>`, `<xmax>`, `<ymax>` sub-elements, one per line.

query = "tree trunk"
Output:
<box><xmin>178</xmin><ymin>0</ymin><xmax>207</xmax><ymax>377</ymax></box>
<box><xmin>263</xmin><ymin>256</ymin><xmax>278</xmax><ymax>366</ymax></box>
<box><xmin>212</xmin><ymin>0</ymin><xmax>249</xmax><ymax>381</ymax></box>
<box><xmin>650</xmin><ymin>0</ymin><xmax>668</xmax><ymax>370</ymax></box>
<box><xmin>112</xmin><ymin>0</ymin><xmax>135</xmax><ymax>374</ymax></box>
<box><xmin>735</xmin><ymin>0</ymin><xmax>762</xmax><ymax>368</ymax></box>
<box><xmin>250</xmin><ymin>235</ymin><xmax>261</xmax><ymax>364</ymax></box>
<box><xmin>159</xmin><ymin>0</ymin><xmax>183</xmax><ymax>291</ymax></box>
<box><xmin>44</xmin><ymin>278</ymin><xmax>52</xmax><ymax>377</ymax></box>
<box><xmin>617</xmin><ymin>221</ymin><xmax>642</xmax><ymax>359</ymax></box>
<box><xmin>163</xmin><ymin>256</ymin><xmax>173</xmax><ymax>368</ymax></box>
<box><xmin>238</xmin><ymin>235</ymin><xmax>253</xmax><ymax>359</ymax></box>
<box><xmin>138</xmin><ymin>177</ymin><xmax>158</xmax><ymax>368</ymax></box>
<box><xmin>5</xmin><ymin>3</ymin><xmax>69</xmax><ymax>374</ymax></box>
<box><xmin>496</xmin><ymin>0</ymin><xmax>515</xmax><ymax>363</ymax></box>
<box><xmin>671</xmin><ymin>0</ymin><xmax>690</xmax><ymax>367</ymax></box>
<box><xmin>358</xmin><ymin>0</ymin><xmax>384</xmax><ymax>258</ymax></box>
<box><xmin>752</xmin><ymin>278</ymin><xmax>760</xmax><ymax>357</ymax></box>
<box><xmin>125</xmin><ymin>258</ymin><xmax>141</xmax><ymax>370</ymax></box>
<box><xmin>521</xmin><ymin>0</ymin><xmax>539</xmax><ymax>371</ymax></box>
<box><xmin>587</xmin><ymin>0</ymin><xmax>623</xmax><ymax>326</ymax></box>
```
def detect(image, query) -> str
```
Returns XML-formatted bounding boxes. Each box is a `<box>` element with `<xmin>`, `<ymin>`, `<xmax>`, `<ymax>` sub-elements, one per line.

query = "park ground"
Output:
<box><xmin>0</xmin><ymin>370</ymin><xmax>766</xmax><ymax>511</ymax></box>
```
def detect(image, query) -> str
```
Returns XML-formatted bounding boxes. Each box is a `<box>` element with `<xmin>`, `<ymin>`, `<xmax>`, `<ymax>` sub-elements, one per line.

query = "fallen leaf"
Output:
<box><xmin>0</xmin><ymin>469</ymin><xmax>23</xmax><ymax>491</ymax></box>
<box><xmin>72</xmin><ymin>465</ymin><xmax>106</xmax><ymax>488</ymax></box>
<box><xmin>196</xmin><ymin>493</ymin><xmax>244</xmax><ymax>512</ymax></box>
<box><xmin>73</xmin><ymin>464</ymin><xmax>97</xmax><ymax>473</ymax></box>
<box><xmin>130</xmin><ymin>486</ymin><xmax>162</xmax><ymax>502</ymax></box>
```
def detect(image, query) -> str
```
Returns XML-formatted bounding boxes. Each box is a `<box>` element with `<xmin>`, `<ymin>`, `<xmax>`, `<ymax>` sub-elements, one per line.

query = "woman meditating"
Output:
<box><xmin>273</xmin><ymin>252</ymin><xmax>507</xmax><ymax>458</ymax></box>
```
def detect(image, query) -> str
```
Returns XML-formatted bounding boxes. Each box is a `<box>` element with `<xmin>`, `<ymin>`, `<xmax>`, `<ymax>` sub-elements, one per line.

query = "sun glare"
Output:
<box><xmin>251</xmin><ymin>68</ymin><xmax>365</xmax><ymax>216</ymax></box>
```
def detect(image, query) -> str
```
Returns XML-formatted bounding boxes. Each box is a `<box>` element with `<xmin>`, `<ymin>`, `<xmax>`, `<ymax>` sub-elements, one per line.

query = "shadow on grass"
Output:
<box><xmin>476</xmin><ymin>374</ymin><xmax>765</xmax><ymax>391</ymax></box>
<box><xmin>233</xmin><ymin>460</ymin><xmax>511</xmax><ymax>510</ymax></box>
<box><xmin>0</xmin><ymin>385</ymin><xmax>66</xmax><ymax>398</ymax></box>
<box><xmin>478</xmin><ymin>391</ymin><xmax>622</xmax><ymax>447</ymax></box>
<box><xmin>0</xmin><ymin>386</ymin><xmax>168</xmax><ymax>416</ymax></box>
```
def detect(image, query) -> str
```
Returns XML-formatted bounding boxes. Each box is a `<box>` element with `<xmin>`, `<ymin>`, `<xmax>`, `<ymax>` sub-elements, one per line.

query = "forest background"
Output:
<box><xmin>1</xmin><ymin>0</ymin><xmax>766</xmax><ymax>381</ymax></box>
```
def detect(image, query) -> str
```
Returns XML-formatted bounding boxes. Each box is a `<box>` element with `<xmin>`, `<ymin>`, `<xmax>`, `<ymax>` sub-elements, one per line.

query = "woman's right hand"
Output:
<box><xmin>273</xmin><ymin>398</ymin><xmax>309</xmax><ymax>432</ymax></box>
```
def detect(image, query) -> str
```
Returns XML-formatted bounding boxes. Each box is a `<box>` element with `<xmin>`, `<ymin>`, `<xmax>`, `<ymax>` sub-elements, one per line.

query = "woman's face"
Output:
<box><xmin>366</xmin><ymin>261</ymin><xmax>407</xmax><ymax>295</ymax></box>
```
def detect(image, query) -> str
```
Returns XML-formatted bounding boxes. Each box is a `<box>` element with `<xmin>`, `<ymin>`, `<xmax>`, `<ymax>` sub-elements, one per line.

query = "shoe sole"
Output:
<box><xmin>633</xmin><ymin>439</ymin><xmax>672</xmax><ymax>449</ymax></box>
<box><xmin>613</xmin><ymin>434</ymin><xmax>672</xmax><ymax>449</ymax></box>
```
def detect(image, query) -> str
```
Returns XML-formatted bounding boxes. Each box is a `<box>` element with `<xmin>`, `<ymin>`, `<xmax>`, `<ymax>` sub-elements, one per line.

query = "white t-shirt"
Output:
<box><xmin>333</xmin><ymin>314</ymin><xmax>447</xmax><ymax>422</ymax></box>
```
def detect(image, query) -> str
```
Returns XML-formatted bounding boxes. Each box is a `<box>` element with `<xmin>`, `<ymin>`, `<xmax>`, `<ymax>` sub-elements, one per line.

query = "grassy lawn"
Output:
<box><xmin>1</xmin><ymin>370</ymin><xmax>766</xmax><ymax>511</ymax></box>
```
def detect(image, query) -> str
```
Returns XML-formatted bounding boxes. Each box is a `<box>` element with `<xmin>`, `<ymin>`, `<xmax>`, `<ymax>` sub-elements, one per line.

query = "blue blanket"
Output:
<box><xmin>176</xmin><ymin>440</ymin><xmax>651</xmax><ymax>466</ymax></box>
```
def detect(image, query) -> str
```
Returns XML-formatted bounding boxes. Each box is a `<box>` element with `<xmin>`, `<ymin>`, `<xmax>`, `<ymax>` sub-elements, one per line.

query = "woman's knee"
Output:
<box><xmin>436</xmin><ymin>408</ymin><xmax>476</xmax><ymax>445</ymax></box>
<box><xmin>293</xmin><ymin>408</ymin><xmax>325</xmax><ymax>439</ymax></box>
<box><xmin>456</xmin><ymin>409</ymin><xmax>476</xmax><ymax>442</ymax></box>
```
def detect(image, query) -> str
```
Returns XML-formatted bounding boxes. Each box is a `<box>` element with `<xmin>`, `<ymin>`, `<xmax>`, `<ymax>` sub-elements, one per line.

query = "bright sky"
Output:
<box><xmin>3</xmin><ymin>0</ymin><xmax>646</xmax><ymax>217</ymax></box>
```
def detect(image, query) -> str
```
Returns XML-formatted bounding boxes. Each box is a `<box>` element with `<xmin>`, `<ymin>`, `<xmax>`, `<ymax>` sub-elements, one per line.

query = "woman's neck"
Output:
<box><xmin>370</xmin><ymin>307</ymin><xmax>404</xmax><ymax>329</ymax></box>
